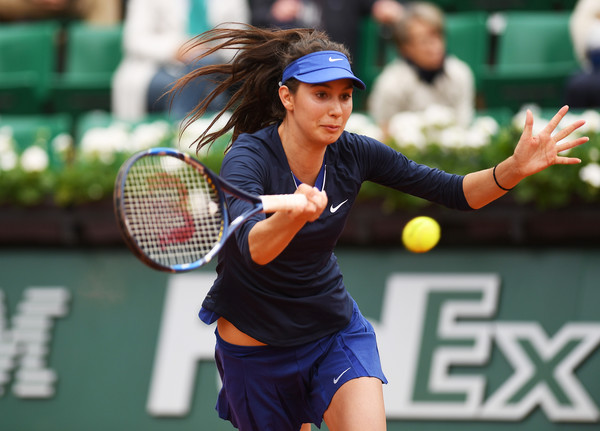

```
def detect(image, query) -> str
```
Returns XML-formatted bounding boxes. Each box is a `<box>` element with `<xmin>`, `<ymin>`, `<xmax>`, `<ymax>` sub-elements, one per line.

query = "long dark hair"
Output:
<box><xmin>170</xmin><ymin>24</ymin><xmax>351</xmax><ymax>153</ymax></box>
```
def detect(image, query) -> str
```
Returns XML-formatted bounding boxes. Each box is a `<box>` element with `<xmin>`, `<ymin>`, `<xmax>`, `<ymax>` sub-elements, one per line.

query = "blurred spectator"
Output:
<box><xmin>249</xmin><ymin>0</ymin><xmax>404</xmax><ymax>66</ymax></box>
<box><xmin>0</xmin><ymin>0</ymin><xmax>121</xmax><ymax>25</ymax></box>
<box><xmin>111</xmin><ymin>0</ymin><xmax>248</xmax><ymax>122</ymax></box>
<box><xmin>565</xmin><ymin>0</ymin><xmax>600</xmax><ymax>108</ymax></box>
<box><xmin>570</xmin><ymin>0</ymin><xmax>600</xmax><ymax>69</ymax></box>
<box><xmin>368</xmin><ymin>2</ymin><xmax>474</xmax><ymax>135</ymax></box>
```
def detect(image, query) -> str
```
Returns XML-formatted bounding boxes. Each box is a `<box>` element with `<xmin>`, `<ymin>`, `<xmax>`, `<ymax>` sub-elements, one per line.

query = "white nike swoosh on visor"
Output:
<box><xmin>329</xmin><ymin>57</ymin><xmax>344</xmax><ymax>62</ymax></box>
<box><xmin>330</xmin><ymin>199</ymin><xmax>348</xmax><ymax>213</ymax></box>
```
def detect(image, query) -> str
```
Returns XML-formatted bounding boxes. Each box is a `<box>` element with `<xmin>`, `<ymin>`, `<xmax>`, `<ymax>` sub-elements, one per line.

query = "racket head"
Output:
<box><xmin>114</xmin><ymin>147</ymin><xmax>229</xmax><ymax>272</ymax></box>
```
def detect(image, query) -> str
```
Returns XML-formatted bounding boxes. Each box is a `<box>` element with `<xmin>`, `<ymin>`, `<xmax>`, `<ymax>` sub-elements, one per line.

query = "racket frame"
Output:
<box><xmin>114</xmin><ymin>147</ymin><xmax>265</xmax><ymax>272</ymax></box>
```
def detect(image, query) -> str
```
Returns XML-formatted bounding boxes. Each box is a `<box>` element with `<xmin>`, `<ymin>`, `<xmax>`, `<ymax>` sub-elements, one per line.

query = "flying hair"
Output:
<box><xmin>168</xmin><ymin>24</ymin><xmax>351</xmax><ymax>154</ymax></box>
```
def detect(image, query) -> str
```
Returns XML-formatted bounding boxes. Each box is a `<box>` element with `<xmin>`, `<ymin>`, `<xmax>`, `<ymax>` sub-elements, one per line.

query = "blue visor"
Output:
<box><xmin>281</xmin><ymin>50</ymin><xmax>366</xmax><ymax>90</ymax></box>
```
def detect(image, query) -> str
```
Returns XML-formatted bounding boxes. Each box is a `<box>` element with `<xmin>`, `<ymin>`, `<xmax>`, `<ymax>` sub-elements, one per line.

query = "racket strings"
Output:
<box><xmin>122</xmin><ymin>155</ymin><xmax>224</xmax><ymax>267</ymax></box>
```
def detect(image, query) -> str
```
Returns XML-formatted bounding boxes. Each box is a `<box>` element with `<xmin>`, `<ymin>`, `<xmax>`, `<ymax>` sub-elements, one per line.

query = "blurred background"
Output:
<box><xmin>1</xmin><ymin>1</ymin><xmax>600</xmax><ymax>430</ymax></box>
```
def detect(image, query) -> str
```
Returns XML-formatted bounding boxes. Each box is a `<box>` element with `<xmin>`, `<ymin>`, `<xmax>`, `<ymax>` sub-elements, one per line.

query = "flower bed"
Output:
<box><xmin>1</xmin><ymin>107</ymin><xmax>599</xmax><ymax>246</ymax></box>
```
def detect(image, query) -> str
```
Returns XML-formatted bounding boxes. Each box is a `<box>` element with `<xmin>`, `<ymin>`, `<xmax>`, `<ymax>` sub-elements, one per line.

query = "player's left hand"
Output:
<box><xmin>512</xmin><ymin>105</ymin><xmax>588</xmax><ymax>178</ymax></box>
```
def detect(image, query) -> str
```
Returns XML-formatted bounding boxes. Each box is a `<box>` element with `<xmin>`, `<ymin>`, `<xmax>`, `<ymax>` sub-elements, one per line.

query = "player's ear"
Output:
<box><xmin>278</xmin><ymin>84</ymin><xmax>294</xmax><ymax>111</ymax></box>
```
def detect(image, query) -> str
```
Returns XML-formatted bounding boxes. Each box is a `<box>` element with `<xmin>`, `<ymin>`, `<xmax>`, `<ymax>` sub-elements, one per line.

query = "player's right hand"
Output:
<box><xmin>290</xmin><ymin>183</ymin><xmax>327</xmax><ymax>222</ymax></box>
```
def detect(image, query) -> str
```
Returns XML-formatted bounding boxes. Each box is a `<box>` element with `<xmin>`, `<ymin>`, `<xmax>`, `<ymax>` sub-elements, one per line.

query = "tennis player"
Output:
<box><xmin>172</xmin><ymin>26</ymin><xmax>588</xmax><ymax>431</ymax></box>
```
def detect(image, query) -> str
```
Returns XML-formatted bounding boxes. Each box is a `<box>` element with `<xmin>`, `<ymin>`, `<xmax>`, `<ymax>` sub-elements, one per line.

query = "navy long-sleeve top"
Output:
<box><xmin>200</xmin><ymin>124</ymin><xmax>472</xmax><ymax>346</ymax></box>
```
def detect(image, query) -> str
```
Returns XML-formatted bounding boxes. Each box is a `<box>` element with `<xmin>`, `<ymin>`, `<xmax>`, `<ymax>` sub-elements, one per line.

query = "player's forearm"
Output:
<box><xmin>463</xmin><ymin>157</ymin><xmax>525</xmax><ymax>209</ymax></box>
<box><xmin>248</xmin><ymin>213</ymin><xmax>306</xmax><ymax>265</ymax></box>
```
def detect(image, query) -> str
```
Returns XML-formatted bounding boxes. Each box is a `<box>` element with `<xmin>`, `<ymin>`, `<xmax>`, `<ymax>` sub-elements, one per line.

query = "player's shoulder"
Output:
<box><xmin>232</xmin><ymin>125</ymin><xmax>277</xmax><ymax>149</ymax></box>
<box><xmin>222</xmin><ymin>125</ymin><xmax>284</xmax><ymax>175</ymax></box>
<box><xmin>337</xmin><ymin>129</ymin><xmax>385</xmax><ymax>148</ymax></box>
<box><xmin>226</xmin><ymin>125</ymin><xmax>280</xmax><ymax>159</ymax></box>
<box><xmin>331</xmin><ymin>130</ymin><xmax>392</xmax><ymax>163</ymax></box>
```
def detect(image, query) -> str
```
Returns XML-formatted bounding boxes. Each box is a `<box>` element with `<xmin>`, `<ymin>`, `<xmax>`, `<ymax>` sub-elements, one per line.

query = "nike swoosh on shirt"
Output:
<box><xmin>333</xmin><ymin>367</ymin><xmax>351</xmax><ymax>384</ymax></box>
<box><xmin>330</xmin><ymin>199</ymin><xmax>348</xmax><ymax>213</ymax></box>
<box><xmin>329</xmin><ymin>57</ymin><xmax>344</xmax><ymax>62</ymax></box>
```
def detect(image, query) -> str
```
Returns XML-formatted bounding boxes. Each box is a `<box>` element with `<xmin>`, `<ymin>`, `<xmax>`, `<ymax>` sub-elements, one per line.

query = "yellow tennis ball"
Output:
<box><xmin>402</xmin><ymin>216</ymin><xmax>441</xmax><ymax>253</ymax></box>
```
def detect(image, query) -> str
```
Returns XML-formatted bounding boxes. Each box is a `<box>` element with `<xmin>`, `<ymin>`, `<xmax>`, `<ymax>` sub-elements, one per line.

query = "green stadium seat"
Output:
<box><xmin>0</xmin><ymin>113</ymin><xmax>73</xmax><ymax>172</ymax></box>
<box><xmin>480</xmin><ymin>11</ymin><xmax>578</xmax><ymax>111</ymax></box>
<box><xmin>0</xmin><ymin>21</ymin><xmax>60</xmax><ymax>114</ymax></box>
<box><xmin>0</xmin><ymin>114</ymin><xmax>72</xmax><ymax>150</ymax></box>
<box><xmin>355</xmin><ymin>17</ymin><xmax>389</xmax><ymax>110</ymax></box>
<box><xmin>51</xmin><ymin>22</ymin><xmax>123</xmax><ymax>115</ymax></box>
<box><xmin>445</xmin><ymin>12</ymin><xmax>489</xmax><ymax>89</ymax></box>
<box><xmin>454</xmin><ymin>0</ymin><xmax>562</xmax><ymax>12</ymax></box>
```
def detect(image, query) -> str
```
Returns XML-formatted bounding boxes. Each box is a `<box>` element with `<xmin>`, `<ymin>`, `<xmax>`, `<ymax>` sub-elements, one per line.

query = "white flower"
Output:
<box><xmin>346</xmin><ymin>114</ymin><xmax>384</xmax><ymax>141</ymax></box>
<box><xmin>80</xmin><ymin>125</ymin><xmax>130</xmax><ymax>163</ymax></box>
<box><xmin>0</xmin><ymin>126</ymin><xmax>15</xmax><ymax>153</ymax></box>
<box><xmin>178</xmin><ymin>113</ymin><xmax>233</xmax><ymax>154</ymax></box>
<box><xmin>129</xmin><ymin>121</ymin><xmax>171</xmax><ymax>152</ymax></box>
<box><xmin>577</xmin><ymin>110</ymin><xmax>600</xmax><ymax>134</ymax></box>
<box><xmin>579</xmin><ymin>163</ymin><xmax>600</xmax><ymax>188</ymax></box>
<box><xmin>512</xmin><ymin>105</ymin><xmax>545</xmax><ymax>135</ymax></box>
<box><xmin>179</xmin><ymin>117</ymin><xmax>214</xmax><ymax>151</ymax></box>
<box><xmin>388</xmin><ymin>112</ymin><xmax>426</xmax><ymax>148</ymax></box>
<box><xmin>345</xmin><ymin>113</ymin><xmax>372</xmax><ymax>131</ymax></box>
<box><xmin>421</xmin><ymin>104</ymin><xmax>456</xmax><ymax>129</ymax></box>
<box><xmin>439</xmin><ymin>126</ymin><xmax>467</xmax><ymax>149</ymax></box>
<box><xmin>0</xmin><ymin>150</ymin><xmax>18</xmax><ymax>171</ymax></box>
<box><xmin>465</xmin><ymin>129</ymin><xmax>488</xmax><ymax>148</ymax></box>
<box><xmin>20</xmin><ymin>146</ymin><xmax>49</xmax><ymax>173</ymax></box>
<box><xmin>52</xmin><ymin>133</ymin><xmax>74</xmax><ymax>156</ymax></box>
<box><xmin>471</xmin><ymin>116</ymin><xmax>499</xmax><ymax>137</ymax></box>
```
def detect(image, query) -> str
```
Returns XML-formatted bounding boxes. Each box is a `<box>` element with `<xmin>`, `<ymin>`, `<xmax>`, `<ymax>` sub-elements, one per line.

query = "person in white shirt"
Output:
<box><xmin>368</xmin><ymin>1</ymin><xmax>474</xmax><ymax>136</ymax></box>
<box><xmin>111</xmin><ymin>0</ymin><xmax>248</xmax><ymax>121</ymax></box>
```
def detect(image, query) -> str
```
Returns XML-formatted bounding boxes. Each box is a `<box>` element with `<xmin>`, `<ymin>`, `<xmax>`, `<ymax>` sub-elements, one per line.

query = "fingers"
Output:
<box><xmin>555</xmin><ymin>155</ymin><xmax>582</xmax><ymax>165</ymax></box>
<box><xmin>293</xmin><ymin>184</ymin><xmax>327</xmax><ymax>222</ymax></box>
<box><xmin>542</xmin><ymin>105</ymin><xmax>570</xmax><ymax>136</ymax></box>
<box><xmin>553</xmin><ymin>119</ymin><xmax>586</xmax><ymax>142</ymax></box>
<box><xmin>522</xmin><ymin>109</ymin><xmax>534</xmax><ymax>138</ymax></box>
<box><xmin>304</xmin><ymin>188</ymin><xmax>327</xmax><ymax>222</ymax></box>
<box><xmin>556</xmin><ymin>135</ymin><xmax>589</xmax><ymax>154</ymax></box>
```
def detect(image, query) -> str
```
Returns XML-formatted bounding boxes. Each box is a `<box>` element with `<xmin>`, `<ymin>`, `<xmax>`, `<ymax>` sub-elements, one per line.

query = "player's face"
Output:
<box><xmin>287</xmin><ymin>79</ymin><xmax>354</xmax><ymax>147</ymax></box>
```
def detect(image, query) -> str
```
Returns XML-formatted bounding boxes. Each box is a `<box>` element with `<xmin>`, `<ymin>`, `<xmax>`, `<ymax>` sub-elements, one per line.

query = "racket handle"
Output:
<box><xmin>260</xmin><ymin>194</ymin><xmax>308</xmax><ymax>212</ymax></box>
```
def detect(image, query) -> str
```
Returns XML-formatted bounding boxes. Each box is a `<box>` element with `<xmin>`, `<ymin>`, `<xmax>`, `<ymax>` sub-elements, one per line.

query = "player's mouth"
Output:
<box><xmin>322</xmin><ymin>124</ymin><xmax>342</xmax><ymax>133</ymax></box>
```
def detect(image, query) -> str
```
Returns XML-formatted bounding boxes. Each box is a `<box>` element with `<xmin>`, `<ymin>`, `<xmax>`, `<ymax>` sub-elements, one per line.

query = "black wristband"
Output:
<box><xmin>493</xmin><ymin>164</ymin><xmax>513</xmax><ymax>191</ymax></box>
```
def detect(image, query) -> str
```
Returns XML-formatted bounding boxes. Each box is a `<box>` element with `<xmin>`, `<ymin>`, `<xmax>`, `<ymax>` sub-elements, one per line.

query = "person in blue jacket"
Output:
<box><xmin>171</xmin><ymin>25</ymin><xmax>588</xmax><ymax>431</ymax></box>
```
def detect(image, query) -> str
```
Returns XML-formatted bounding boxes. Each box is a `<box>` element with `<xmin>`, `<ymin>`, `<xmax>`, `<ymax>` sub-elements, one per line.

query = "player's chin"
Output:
<box><xmin>320</xmin><ymin>127</ymin><xmax>344</xmax><ymax>144</ymax></box>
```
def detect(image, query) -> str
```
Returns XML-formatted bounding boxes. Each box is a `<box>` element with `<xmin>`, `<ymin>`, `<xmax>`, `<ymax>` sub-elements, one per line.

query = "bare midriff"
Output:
<box><xmin>217</xmin><ymin>317</ymin><xmax>267</xmax><ymax>346</ymax></box>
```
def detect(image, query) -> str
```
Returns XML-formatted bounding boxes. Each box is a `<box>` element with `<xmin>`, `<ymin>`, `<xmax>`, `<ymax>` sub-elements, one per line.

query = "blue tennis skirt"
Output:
<box><xmin>213</xmin><ymin>301</ymin><xmax>387</xmax><ymax>431</ymax></box>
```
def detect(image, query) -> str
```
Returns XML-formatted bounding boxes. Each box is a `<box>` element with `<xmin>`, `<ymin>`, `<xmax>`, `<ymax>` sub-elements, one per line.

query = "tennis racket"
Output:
<box><xmin>114</xmin><ymin>147</ymin><xmax>307</xmax><ymax>272</ymax></box>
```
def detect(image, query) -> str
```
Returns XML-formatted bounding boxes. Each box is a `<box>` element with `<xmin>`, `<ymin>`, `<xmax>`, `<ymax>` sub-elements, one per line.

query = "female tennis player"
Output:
<box><xmin>172</xmin><ymin>25</ymin><xmax>587</xmax><ymax>431</ymax></box>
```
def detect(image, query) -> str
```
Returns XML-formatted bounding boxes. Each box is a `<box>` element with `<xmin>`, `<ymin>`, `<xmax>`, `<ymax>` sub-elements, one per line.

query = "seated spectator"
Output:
<box><xmin>368</xmin><ymin>2</ymin><xmax>474</xmax><ymax>136</ymax></box>
<box><xmin>0</xmin><ymin>0</ymin><xmax>121</xmax><ymax>25</ymax></box>
<box><xmin>570</xmin><ymin>0</ymin><xmax>600</xmax><ymax>70</ymax></box>
<box><xmin>565</xmin><ymin>0</ymin><xmax>600</xmax><ymax>108</ymax></box>
<box><xmin>111</xmin><ymin>0</ymin><xmax>248</xmax><ymax>122</ymax></box>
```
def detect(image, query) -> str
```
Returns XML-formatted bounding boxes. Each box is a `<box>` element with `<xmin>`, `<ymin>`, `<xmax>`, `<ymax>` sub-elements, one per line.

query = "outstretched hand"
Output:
<box><xmin>512</xmin><ymin>105</ymin><xmax>588</xmax><ymax>178</ymax></box>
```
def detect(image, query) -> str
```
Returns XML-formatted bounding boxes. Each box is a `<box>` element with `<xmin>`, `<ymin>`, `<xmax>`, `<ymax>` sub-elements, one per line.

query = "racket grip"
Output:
<box><xmin>260</xmin><ymin>194</ymin><xmax>308</xmax><ymax>212</ymax></box>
